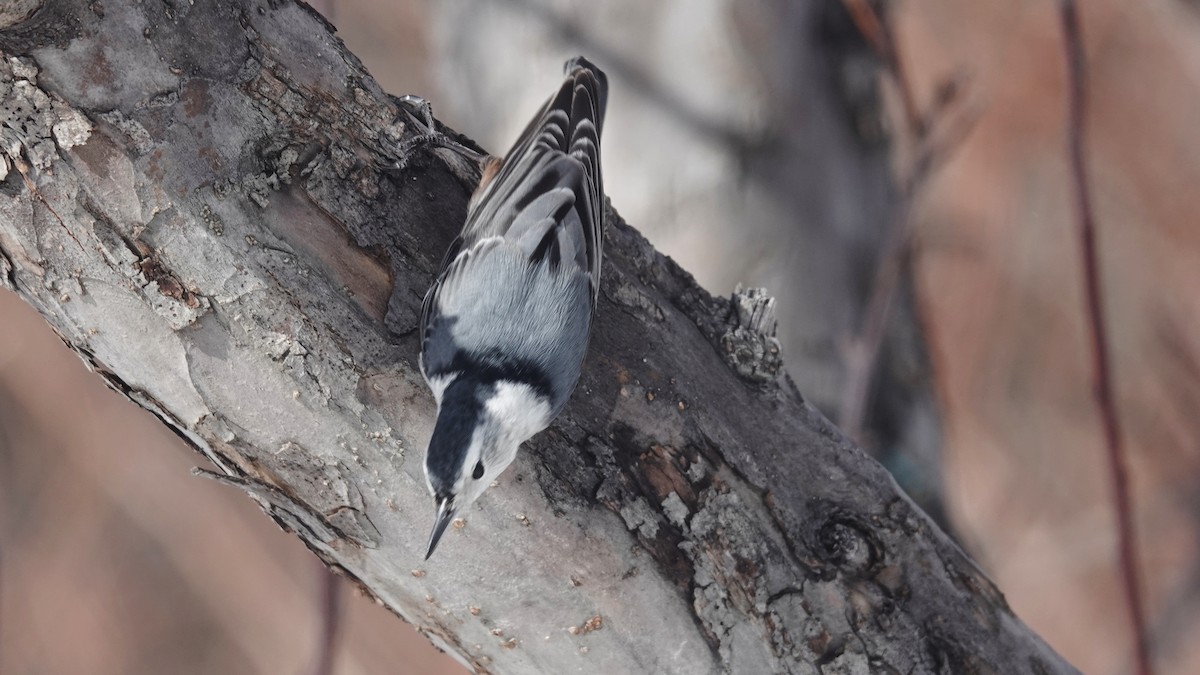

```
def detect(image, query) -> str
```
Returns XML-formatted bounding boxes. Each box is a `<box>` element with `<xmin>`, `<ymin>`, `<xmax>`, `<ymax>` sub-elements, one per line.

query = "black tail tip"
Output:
<box><xmin>564</xmin><ymin>56</ymin><xmax>608</xmax><ymax>129</ymax></box>
<box><xmin>565</xmin><ymin>55</ymin><xmax>607</xmax><ymax>87</ymax></box>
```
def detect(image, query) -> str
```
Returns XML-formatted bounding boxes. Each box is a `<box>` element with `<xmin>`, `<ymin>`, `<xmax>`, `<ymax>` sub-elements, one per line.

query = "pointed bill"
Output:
<box><xmin>425</xmin><ymin>496</ymin><xmax>457</xmax><ymax>560</ymax></box>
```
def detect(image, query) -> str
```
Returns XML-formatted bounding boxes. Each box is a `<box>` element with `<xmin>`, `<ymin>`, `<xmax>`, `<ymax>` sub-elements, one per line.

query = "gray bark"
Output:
<box><xmin>0</xmin><ymin>1</ymin><xmax>1075</xmax><ymax>673</ymax></box>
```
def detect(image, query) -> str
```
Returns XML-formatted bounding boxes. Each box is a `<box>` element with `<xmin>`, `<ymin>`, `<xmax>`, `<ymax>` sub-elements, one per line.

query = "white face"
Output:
<box><xmin>452</xmin><ymin>380</ymin><xmax>554</xmax><ymax>510</ymax></box>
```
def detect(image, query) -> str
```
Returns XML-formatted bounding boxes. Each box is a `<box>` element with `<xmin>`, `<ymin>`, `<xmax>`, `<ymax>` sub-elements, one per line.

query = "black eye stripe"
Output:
<box><xmin>472</xmin><ymin>461</ymin><xmax>485</xmax><ymax>480</ymax></box>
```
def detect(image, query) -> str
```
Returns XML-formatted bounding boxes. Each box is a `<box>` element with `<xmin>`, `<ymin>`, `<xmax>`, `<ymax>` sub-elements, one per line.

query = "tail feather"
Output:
<box><xmin>456</xmin><ymin>57</ymin><xmax>608</xmax><ymax>303</ymax></box>
<box><xmin>565</xmin><ymin>56</ymin><xmax>608</xmax><ymax>135</ymax></box>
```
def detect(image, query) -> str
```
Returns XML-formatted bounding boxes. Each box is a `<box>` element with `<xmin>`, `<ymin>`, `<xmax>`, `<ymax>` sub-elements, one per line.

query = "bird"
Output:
<box><xmin>418</xmin><ymin>57</ymin><xmax>607</xmax><ymax>559</ymax></box>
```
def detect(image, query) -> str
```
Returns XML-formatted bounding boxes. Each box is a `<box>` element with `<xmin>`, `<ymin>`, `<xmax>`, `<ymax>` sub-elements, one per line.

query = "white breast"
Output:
<box><xmin>486</xmin><ymin>381</ymin><xmax>554</xmax><ymax>444</ymax></box>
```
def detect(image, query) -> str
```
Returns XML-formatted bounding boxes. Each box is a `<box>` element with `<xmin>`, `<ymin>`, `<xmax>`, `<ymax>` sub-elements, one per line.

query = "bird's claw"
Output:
<box><xmin>389</xmin><ymin>94</ymin><xmax>450</xmax><ymax>172</ymax></box>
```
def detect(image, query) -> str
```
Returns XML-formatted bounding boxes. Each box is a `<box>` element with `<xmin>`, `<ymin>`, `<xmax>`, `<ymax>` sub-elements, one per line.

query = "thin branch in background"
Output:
<box><xmin>836</xmin><ymin>0</ymin><xmax>977</xmax><ymax>443</ymax></box>
<box><xmin>0</xmin><ymin>543</ymin><xmax>4</xmax><ymax>670</ymax></box>
<box><xmin>837</xmin><ymin>101</ymin><xmax>977</xmax><ymax>443</ymax></box>
<box><xmin>840</xmin><ymin>0</ymin><xmax>922</xmax><ymax>135</ymax></box>
<box><xmin>0</xmin><ymin>403</ymin><xmax>7</xmax><ymax>671</ymax></box>
<box><xmin>1058</xmin><ymin>3</ymin><xmax>1154</xmax><ymax>674</ymax></box>
<box><xmin>308</xmin><ymin>561</ymin><xmax>342</xmax><ymax>675</ymax></box>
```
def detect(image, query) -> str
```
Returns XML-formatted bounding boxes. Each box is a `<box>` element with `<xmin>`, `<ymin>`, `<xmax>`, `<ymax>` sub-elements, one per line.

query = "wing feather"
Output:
<box><xmin>421</xmin><ymin>58</ymin><xmax>608</xmax><ymax>365</ymax></box>
<box><xmin>455</xmin><ymin>58</ymin><xmax>604</xmax><ymax>294</ymax></box>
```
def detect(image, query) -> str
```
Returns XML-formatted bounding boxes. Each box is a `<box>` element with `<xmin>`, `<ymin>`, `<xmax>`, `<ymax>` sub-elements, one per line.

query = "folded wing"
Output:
<box><xmin>420</xmin><ymin>58</ymin><xmax>608</xmax><ymax>403</ymax></box>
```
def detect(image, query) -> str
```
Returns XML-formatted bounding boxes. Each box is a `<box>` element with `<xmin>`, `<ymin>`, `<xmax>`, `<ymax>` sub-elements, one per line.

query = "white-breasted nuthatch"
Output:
<box><xmin>418</xmin><ymin>57</ymin><xmax>608</xmax><ymax>559</ymax></box>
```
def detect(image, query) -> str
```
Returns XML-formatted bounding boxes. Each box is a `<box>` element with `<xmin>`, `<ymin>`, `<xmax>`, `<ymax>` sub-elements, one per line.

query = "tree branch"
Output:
<box><xmin>1057</xmin><ymin>3</ymin><xmax>1153</xmax><ymax>674</ymax></box>
<box><xmin>0</xmin><ymin>1</ymin><xmax>1076</xmax><ymax>672</ymax></box>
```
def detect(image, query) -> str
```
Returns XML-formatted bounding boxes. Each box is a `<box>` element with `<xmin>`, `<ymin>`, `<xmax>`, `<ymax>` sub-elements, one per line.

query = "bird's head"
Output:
<box><xmin>422</xmin><ymin>373</ymin><xmax>553</xmax><ymax>559</ymax></box>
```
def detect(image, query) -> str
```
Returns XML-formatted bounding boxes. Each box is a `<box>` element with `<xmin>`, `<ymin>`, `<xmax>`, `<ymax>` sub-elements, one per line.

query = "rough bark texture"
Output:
<box><xmin>0</xmin><ymin>1</ymin><xmax>1075</xmax><ymax>673</ymax></box>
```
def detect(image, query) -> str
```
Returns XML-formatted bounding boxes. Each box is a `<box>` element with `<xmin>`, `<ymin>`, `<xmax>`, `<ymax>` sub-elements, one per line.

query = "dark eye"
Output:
<box><xmin>472</xmin><ymin>461</ymin><xmax>485</xmax><ymax>480</ymax></box>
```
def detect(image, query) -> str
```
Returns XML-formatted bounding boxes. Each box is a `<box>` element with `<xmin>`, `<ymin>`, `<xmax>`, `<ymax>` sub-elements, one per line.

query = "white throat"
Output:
<box><xmin>485</xmin><ymin>380</ymin><xmax>554</xmax><ymax>445</ymax></box>
<box><xmin>468</xmin><ymin>380</ymin><xmax>553</xmax><ymax>492</ymax></box>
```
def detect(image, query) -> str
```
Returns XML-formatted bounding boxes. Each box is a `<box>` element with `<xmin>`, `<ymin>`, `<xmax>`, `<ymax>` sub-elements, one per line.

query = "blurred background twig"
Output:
<box><xmin>309</xmin><ymin>563</ymin><xmax>343</xmax><ymax>675</ymax></box>
<box><xmin>834</xmin><ymin>0</ymin><xmax>979</xmax><ymax>446</ymax></box>
<box><xmin>1058</xmin><ymin>2</ymin><xmax>1152</xmax><ymax>673</ymax></box>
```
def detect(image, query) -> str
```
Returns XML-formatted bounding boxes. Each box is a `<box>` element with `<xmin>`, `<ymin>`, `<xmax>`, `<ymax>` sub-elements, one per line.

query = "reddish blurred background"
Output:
<box><xmin>3</xmin><ymin>1</ymin><xmax>1199</xmax><ymax>673</ymax></box>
